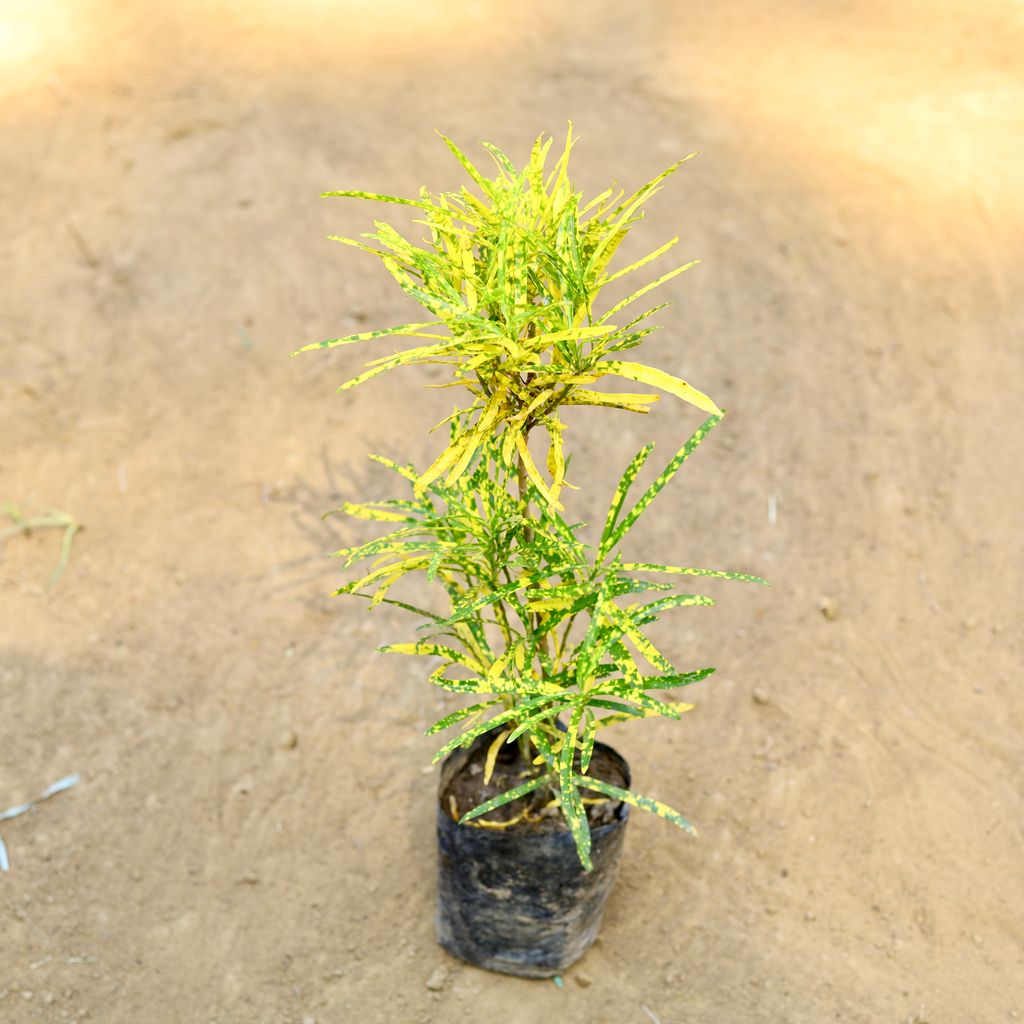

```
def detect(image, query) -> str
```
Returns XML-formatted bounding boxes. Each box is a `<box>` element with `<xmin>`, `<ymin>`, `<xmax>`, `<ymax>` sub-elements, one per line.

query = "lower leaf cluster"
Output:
<box><xmin>331</xmin><ymin>413</ymin><xmax>765</xmax><ymax>868</ymax></box>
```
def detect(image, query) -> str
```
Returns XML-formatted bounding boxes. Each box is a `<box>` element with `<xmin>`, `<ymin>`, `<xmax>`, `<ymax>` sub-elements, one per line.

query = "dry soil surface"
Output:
<box><xmin>2</xmin><ymin>2</ymin><xmax>1022</xmax><ymax>1022</ymax></box>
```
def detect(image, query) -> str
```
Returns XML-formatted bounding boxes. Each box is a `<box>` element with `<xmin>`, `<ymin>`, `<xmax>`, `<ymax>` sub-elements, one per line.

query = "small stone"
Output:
<box><xmin>804</xmin><ymin>911</ymin><xmax>817</xmax><ymax>922</ymax></box>
<box><xmin>42</xmin><ymin>992</ymin><xmax>55</xmax><ymax>1005</ymax></box>
<box><xmin>21</xmin><ymin>991</ymin><xmax>33</xmax><ymax>1001</ymax></box>
<box><xmin>751</xmin><ymin>686</ymin><xmax>771</xmax><ymax>705</ymax></box>
<box><xmin>574</xmin><ymin>972</ymin><xmax>593</xmax><ymax>988</ymax></box>
<box><xmin>279</xmin><ymin>729</ymin><xmax>298</xmax><ymax>750</ymax></box>
<box><xmin>425</xmin><ymin>966</ymin><xmax>449</xmax><ymax>991</ymax></box>
<box><xmin>817</xmin><ymin>596</ymin><xmax>838</xmax><ymax>621</ymax></box>
<box><xmin>239</xmin><ymin>871</ymin><xmax>259</xmax><ymax>885</ymax></box>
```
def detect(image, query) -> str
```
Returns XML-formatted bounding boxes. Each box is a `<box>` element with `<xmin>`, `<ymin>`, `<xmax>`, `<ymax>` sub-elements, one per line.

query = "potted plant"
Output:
<box><xmin>295</xmin><ymin>128</ymin><xmax>765</xmax><ymax>977</ymax></box>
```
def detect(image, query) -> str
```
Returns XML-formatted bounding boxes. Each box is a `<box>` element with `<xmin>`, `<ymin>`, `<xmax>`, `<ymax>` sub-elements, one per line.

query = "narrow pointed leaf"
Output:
<box><xmin>574</xmin><ymin>777</ymin><xmax>696</xmax><ymax>835</ymax></box>
<box><xmin>459</xmin><ymin>772</ymin><xmax>554</xmax><ymax>823</ymax></box>
<box><xmin>623</xmin><ymin>563</ymin><xmax>768</xmax><ymax>584</ymax></box>
<box><xmin>599</xmin><ymin>361</ymin><xmax>720</xmax><ymax>416</ymax></box>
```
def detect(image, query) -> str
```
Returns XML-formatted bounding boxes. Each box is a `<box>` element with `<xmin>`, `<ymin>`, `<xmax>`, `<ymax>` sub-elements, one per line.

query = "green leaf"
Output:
<box><xmin>378</xmin><ymin>641</ymin><xmax>484</xmax><ymax>672</ymax></box>
<box><xmin>291</xmin><ymin>321</ymin><xmax>446</xmax><ymax>357</ymax></box>
<box><xmin>558</xmin><ymin>704</ymin><xmax>592</xmax><ymax>869</ymax></box>
<box><xmin>426</xmin><ymin>700</ymin><xmax>502</xmax><ymax>735</ymax></box>
<box><xmin>430</xmin><ymin>694</ymin><xmax>555</xmax><ymax>763</ymax></box>
<box><xmin>642</xmin><ymin>667</ymin><xmax>715</xmax><ymax>689</ymax></box>
<box><xmin>629</xmin><ymin>593</ymin><xmax>715</xmax><ymax>624</ymax></box>
<box><xmin>596</xmin><ymin>260</ymin><xmax>700</xmax><ymax>323</ymax></box>
<box><xmin>505</xmin><ymin>702</ymin><xmax>573</xmax><ymax>743</ymax></box>
<box><xmin>602</xmin><ymin>413</ymin><xmax>723</xmax><ymax>556</ymax></box>
<box><xmin>597</xmin><ymin>235</ymin><xmax>679</xmax><ymax>288</ymax></box>
<box><xmin>622</xmin><ymin>562</ymin><xmax>768</xmax><ymax>585</ymax></box>
<box><xmin>579</xmin><ymin>709</ymin><xmax>597</xmax><ymax>773</ymax></box>
<box><xmin>459</xmin><ymin>772</ymin><xmax>554</xmax><ymax>823</ymax></box>
<box><xmin>437</xmin><ymin>132</ymin><xmax>494</xmax><ymax>194</ymax></box>
<box><xmin>601</xmin><ymin>444</ymin><xmax>653</xmax><ymax>551</ymax></box>
<box><xmin>574</xmin><ymin>776</ymin><xmax>696</xmax><ymax>836</ymax></box>
<box><xmin>433</xmin><ymin>576</ymin><xmax>535</xmax><ymax>628</ymax></box>
<box><xmin>320</xmin><ymin>189</ymin><xmax>426</xmax><ymax>206</ymax></box>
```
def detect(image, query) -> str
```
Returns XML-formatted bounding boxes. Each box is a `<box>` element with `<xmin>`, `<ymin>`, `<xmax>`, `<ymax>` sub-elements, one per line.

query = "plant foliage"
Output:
<box><xmin>294</xmin><ymin>126</ymin><xmax>721</xmax><ymax>508</ymax></box>
<box><xmin>299</xmin><ymin>128</ymin><xmax>765</xmax><ymax>868</ymax></box>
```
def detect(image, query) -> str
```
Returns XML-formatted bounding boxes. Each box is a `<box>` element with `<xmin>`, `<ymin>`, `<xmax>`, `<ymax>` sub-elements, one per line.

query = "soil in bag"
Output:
<box><xmin>436</xmin><ymin>732</ymin><xmax>630</xmax><ymax>977</ymax></box>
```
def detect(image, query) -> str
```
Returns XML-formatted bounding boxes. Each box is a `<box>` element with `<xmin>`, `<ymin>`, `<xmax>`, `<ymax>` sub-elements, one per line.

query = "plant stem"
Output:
<box><xmin>516</xmin><ymin>436</ymin><xmax>554</xmax><ymax>669</ymax></box>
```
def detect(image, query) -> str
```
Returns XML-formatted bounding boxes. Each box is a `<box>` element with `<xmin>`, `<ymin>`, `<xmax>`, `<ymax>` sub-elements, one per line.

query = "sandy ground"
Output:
<box><xmin>2</xmin><ymin>2</ymin><xmax>1022</xmax><ymax>1021</ymax></box>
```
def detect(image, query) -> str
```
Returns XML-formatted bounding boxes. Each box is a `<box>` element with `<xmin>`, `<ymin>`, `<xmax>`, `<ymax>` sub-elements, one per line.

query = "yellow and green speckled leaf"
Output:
<box><xmin>459</xmin><ymin>772</ymin><xmax>554</xmax><ymax>824</ymax></box>
<box><xmin>290</xmin><ymin>321</ymin><xmax>447</xmax><ymax>357</ymax></box>
<box><xmin>431</xmin><ymin>694</ymin><xmax>555</xmax><ymax>764</ymax></box>
<box><xmin>339</xmin><ymin>501</ymin><xmax>414</xmax><ymax>523</ymax></box>
<box><xmin>575</xmin><ymin>776</ymin><xmax>696</xmax><ymax>836</ymax></box>
<box><xmin>597</xmin><ymin>236</ymin><xmax>679</xmax><ymax>288</ymax></box>
<box><xmin>623</xmin><ymin>562</ymin><xmax>768</xmax><ymax>584</ymax></box>
<box><xmin>558</xmin><ymin>704</ymin><xmax>592</xmax><ymax>870</ymax></box>
<box><xmin>603</xmin><ymin>414</ymin><xmax>723</xmax><ymax>556</ymax></box>
<box><xmin>379</xmin><ymin>642</ymin><xmax>485</xmax><ymax>673</ymax></box>
<box><xmin>426</xmin><ymin>700</ymin><xmax>502</xmax><ymax>736</ymax></box>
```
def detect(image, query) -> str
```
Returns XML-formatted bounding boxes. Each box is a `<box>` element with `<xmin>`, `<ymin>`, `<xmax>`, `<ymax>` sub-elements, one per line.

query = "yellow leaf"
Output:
<box><xmin>341</xmin><ymin>502</ymin><xmax>410</xmax><ymax>523</ymax></box>
<box><xmin>444</xmin><ymin>386</ymin><xmax>509</xmax><ymax>485</ymax></box>
<box><xmin>483</xmin><ymin>729</ymin><xmax>511</xmax><ymax>785</ymax></box>
<box><xmin>563</xmin><ymin>389</ymin><xmax>660</xmax><ymax>413</ymax></box>
<box><xmin>515</xmin><ymin>433</ymin><xmax>564</xmax><ymax>510</ymax></box>
<box><xmin>415</xmin><ymin>435</ymin><xmax>471</xmax><ymax>493</ymax></box>
<box><xmin>546</xmin><ymin>419</ymin><xmax>566</xmax><ymax>497</ymax></box>
<box><xmin>599</xmin><ymin>361</ymin><xmax>721</xmax><ymax>416</ymax></box>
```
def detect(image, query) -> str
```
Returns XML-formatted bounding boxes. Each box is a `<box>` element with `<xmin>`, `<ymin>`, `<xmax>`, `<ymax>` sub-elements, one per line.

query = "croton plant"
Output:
<box><xmin>296</xmin><ymin>127</ymin><xmax>765</xmax><ymax>867</ymax></box>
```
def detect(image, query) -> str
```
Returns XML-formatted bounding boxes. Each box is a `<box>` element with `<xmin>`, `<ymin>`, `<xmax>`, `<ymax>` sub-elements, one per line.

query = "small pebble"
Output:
<box><xmin>575</xmin><ymin>972</ymin><xmax>593</xmax><ymax>988</ymax></box>
<box><xmin>21</xmin><ymin>991</ymin><xmax>33</xmax><ymax>1001</ymax></box>
<box><xmin>280</xmin><ymin>729</ymin><xmax>298</xmax><ymax>750</ymax></box>
<box><xmin>425</xmin><ymin>965</ymin><xmax>449</xmax><ymax>991</ymax></box>
<box><xmin>817</xmin><ymin>596</ymin><xmax>838</xmax><ymax>621</ymax></box>
<box><xmin>805</xmin><ymin>911</ymin><xmax>817</xmax><ymax>922</ymax></box>
<box><xmin>43</xmin><ymin>993</ymin><xmax>55</xmax><ymax>1005</ymax></box>
<box><xmin>752</xmin><ymin>686</ymin><xmax>771</xmax><ymax>705</ymax></box>
<box><xmin>239</xmin><ymin>871</ymin><xmax>259</xmax><ymax>885</ymax></box>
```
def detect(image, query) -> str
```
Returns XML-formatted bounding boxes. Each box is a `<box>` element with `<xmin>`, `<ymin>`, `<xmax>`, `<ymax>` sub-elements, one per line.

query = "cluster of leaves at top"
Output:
<box><xmin>296</xmin><ymin>127</ymin><xmax>765</xmax><ymax>869</ymax></box>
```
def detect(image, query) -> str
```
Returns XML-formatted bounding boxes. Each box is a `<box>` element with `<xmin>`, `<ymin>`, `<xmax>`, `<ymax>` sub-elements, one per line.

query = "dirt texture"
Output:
<box><xmin>1</xmin><ymin>2</ymin><xmax>1022</xmax><ymax>1022</ymax></box>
